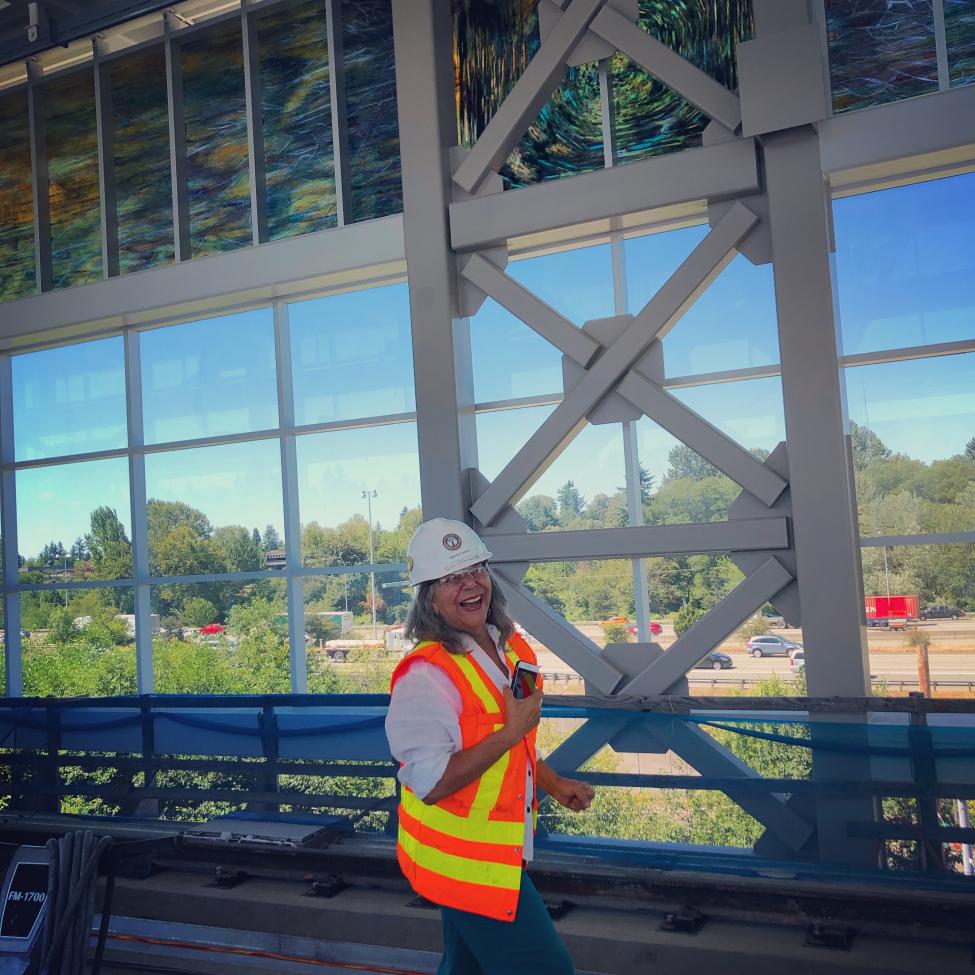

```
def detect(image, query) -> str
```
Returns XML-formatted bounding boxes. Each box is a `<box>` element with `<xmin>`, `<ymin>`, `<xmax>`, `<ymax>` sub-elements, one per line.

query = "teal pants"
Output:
<box><xmin>437</xmin><ymin>872</ymin><xmax>574</xmax><ymax>975</ymax></box>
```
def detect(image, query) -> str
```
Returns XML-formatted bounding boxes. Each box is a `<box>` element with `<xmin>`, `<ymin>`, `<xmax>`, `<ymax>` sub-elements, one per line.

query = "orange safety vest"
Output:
<box><xmin>389</xmin><ymin>631</ymin><xmax>542</xmax><ymax>921</ymax></box>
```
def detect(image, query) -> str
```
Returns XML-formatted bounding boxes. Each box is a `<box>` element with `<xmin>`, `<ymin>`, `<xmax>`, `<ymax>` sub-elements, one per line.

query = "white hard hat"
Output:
<box><xmin>406</xmin><ymin>518</ymin><xmax>492</xmax><ymax>586</ymax></box>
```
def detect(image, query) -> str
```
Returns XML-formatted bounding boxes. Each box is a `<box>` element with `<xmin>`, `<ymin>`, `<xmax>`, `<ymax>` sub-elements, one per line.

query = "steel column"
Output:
<box><xmin>164</xmin><ymin>15</ymin><xmax>191</xmax><ymax>262</ymax></box>
<box><xmin>390</xmin><ymin>0</ymin><xmax>477</xmax><ymax>521</ymax></box>
<box><xmin>0</xmin><ymin>356</ymin><xmax>23</xmax><ymax>695</ymax></box>
<box><xmin>324</xmin><ymin>0</ymin><xmax>352</xmax><ymax>226</ymax></box>
<box><xmin>93</xmin><ymin>43</ymin><xmax>120</xmax><ymax>278</ymax></box>
<box><xmin>242</xmin><ymin>3</ymin><xmax>270</xmax><ymax>245</ymax></box>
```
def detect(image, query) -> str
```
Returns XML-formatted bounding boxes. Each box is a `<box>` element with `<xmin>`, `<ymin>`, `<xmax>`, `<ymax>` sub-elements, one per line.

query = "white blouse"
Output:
<box><xmin>385</xmin><ymin>626</ymin><xmax>535</xmax><ymax>860</ymax></box>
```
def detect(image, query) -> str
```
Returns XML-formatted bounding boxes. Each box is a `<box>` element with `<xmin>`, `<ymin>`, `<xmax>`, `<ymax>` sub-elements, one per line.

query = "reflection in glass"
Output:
<box><xmin>342</xmin><ymin>0</ymin><xmax>402</xmax><ymax>220</ymax></box>
<box><xmin>21</xmin><ymin>587</ymin><xmax>137</xmax><ymax>698</ymax></box>
<box><xmin>297</xmin><ymin>422</ymin><xmax>420</xmax><ymax>566</ymax></box>
<box><xmin>834</xmin><ymin>173</ymin><xmax>975</xmax><ymax>356</ymax></box>
<box><xmin>259</xmin><ymin>0</ymin><xmax>337</xmax><ymax>239</ymax></box>
<box><xmin>826</xmin><ymin>0</ymin><xmax>938</xmax><ymax>113</ymax></box>
<box><xmin>140</xmin><ymin>309</ymin><xmax>278</xmax><ymax>443</ymax></box>
<box><xmin>145</xmin><ymin>439</ymin><xmax>284</xmax><ymax>575</ymax></box>
<box><xmin>45</xmin><ymin>70</ymin><xmax>101</xmax><ymax>288</ymax></box>
<box><xmin>946</xmin><ymin>0</ymin><xmax>975</xmax><ymax>88</ymax></box>
<box><xmin>290</xmin><ymin>284</ymin><xmax>414</xmax><ymax>425</ymax></box>
<box><xmin>846</xmin><ymin>354</ymin><xmax>975</xmax><ymax>536</ymax></box>
<box><xmin>110</xmin><ymin>45</ymin><xmax>174</xmax><ymax>274</ymax></box>
<box><xmin>612</xmin><ymin>3</ymin><xmax>751</xmax><ymax>166</ymax></box>
<box><xmin>150</xmin><ymin>579</ymin><xmax>288</xmax><ymax>693</ymax></box>
<box><xmin>182</xmin><ymin>21</ymin><xmax>251</xmax><ymax>256</ymax></box>
<box><xmin>0</xmin><ymin>91</ymin><xmax>35</xmax><ymax>300</ymax></box>
<box><xmin>16</xmin><ymin>458</ymin><xmax>132</xmax><ymax>582</ymax></box>
<box><xmin>13</xmin><ymin>337</ymin><xmax>127</xmax><ymax>461</ymax></box>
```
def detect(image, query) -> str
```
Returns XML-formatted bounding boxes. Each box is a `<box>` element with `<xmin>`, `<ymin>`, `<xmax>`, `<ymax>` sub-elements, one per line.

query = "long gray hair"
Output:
<box><xmin>405</xmin><ymin>566</ymin><xmax>514</xmax><ymax>653</ymax></box>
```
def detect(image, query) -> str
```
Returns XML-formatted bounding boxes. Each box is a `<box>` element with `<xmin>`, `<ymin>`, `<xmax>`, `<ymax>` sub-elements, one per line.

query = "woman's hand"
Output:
<box><xmin>547</xmin><ymin>776</ymin><xmax>595</xmax><ymax>812</ymax></box>
<box><xmin>501</xmin><ymin>685</ymin><xmax>542</xmax><ymax>745</ymax></box>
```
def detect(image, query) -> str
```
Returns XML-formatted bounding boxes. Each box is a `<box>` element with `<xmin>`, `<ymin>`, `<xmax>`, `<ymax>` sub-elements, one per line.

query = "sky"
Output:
<box><xmin>9</xmin><ymin>171</ymin><xmax>975</xmax><ymax>558</ymax></box>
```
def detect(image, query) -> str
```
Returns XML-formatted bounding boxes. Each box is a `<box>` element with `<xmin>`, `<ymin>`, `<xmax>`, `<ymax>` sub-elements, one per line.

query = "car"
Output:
<box><xmin>919</xmin><ymin>604</ymin><xmax>963</xmax><ymax>621</ymax></box>
<box><xmin>198</xmin><ymin>622</ymin><xmax>224</xmax><ymax>635</ymax></box>
<box><xmin>601</xmin><ymin>615</ymin><xmax>628</xmax><ymax>625</ymax></box>
<box><xmin>626</xmin><ymin>621</ymin><xmax>664</xmax><ymax>637</ymax></box>
<box><xmin>694</xmin><ymin>651</ymin><xmax>733</xmax><ymax>670</ymax></box>
<box><xmin>789</xmin><ymin>649</ymin><xmax>805</xmax><ymax>667</ymax></box>
<box><xmin>747</xmin><ymin>634</ymin><xmax>802</xmax><ymax>658</ymax></box>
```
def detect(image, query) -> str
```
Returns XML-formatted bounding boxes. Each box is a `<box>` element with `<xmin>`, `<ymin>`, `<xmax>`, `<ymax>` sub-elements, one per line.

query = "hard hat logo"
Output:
<box><xmin>442</xmin><ymin>533</ymin><xmax>462</xmax><ymax>551</ymax></box>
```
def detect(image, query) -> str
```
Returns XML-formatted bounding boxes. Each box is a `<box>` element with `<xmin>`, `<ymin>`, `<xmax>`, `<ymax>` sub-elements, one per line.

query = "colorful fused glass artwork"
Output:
<box><xmin>453</xmin><ymin>0</ymin><xmax>603</xmax><ymax>187</ymax></box>
<box><xmin>342</xmin><ymin>0</ymin><xmax>403</xmax><ymax>221</ymax></box>
<box><xmin>110</xmin><ymin>46</ymin><xmax>174</xmax><ymax>275</ymax></box>
<box><xmin>0</xmin><ymin>91</ymin><xmax>35</xmax><ymax>301</ymax></box>
<box><xmin>826</xmin><ymin>0</ymin><xmax>938</xmax><ymax>113</ymax></box>
<box><xmin>613</xmin><ymin>0</ymin><xmax>751</xmax><ymax>166</ymax></box>
<box><xmin>259</xmin><ymin>0</ymin><xmax>337</xmax><ymax>239</ymax></box>
<box><xmin>182</xmin><ymin>21</ymin><xmax>252</xmax><ymax>257</ymax></box>
<box><xmin>45</xmin><ymin>70</ymin><xmax>101</xmax><ymax>289</ymax></box>
<box><xmin>945</xmin><ymin>0</ymin><xmax>975</xmax><ymax>88</ymax></box>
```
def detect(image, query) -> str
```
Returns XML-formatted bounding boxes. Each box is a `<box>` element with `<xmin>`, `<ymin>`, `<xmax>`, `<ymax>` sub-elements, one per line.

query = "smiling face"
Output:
<box><xmin>431</xmin><ymin>565</ymin><xmax>492</xmax><ymax>639</ymax></box>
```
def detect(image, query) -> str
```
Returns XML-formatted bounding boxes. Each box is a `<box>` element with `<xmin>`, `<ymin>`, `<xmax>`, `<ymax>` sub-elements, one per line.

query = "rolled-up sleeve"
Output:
<box><xmin>385</xmin><ymin>661</ymin><xmax>463</xmax><ymax>800</ymax></box>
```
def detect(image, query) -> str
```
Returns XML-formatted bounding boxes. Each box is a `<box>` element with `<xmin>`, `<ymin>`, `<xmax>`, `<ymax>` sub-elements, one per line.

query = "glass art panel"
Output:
<box><xmin>110</xmin><ymin>45</ymin><xmax>174</xmax><ymax>274</ymax></box>
<box><xmin>182</xmin><ymin>21</ymin><xmax>251</xmax><ymax>257</ymax></box>
<box><xmin>0</xmin><ymin>91</ymin><xmax>34</xmax><ymax>300</ymax></box>
<box><xmin>946</xmin><ymin>0</ymin><xmax>975</xmax><ymax>88</ymax></box>
<box><xmin>258</xmin><ymin>0</ymin><xmax>337</xmax><ymax>239</ymax></box>
<box><xmin>342</xmin><ymin>0</ymin><xmax>403</xmax><ymax>220</ymax></box>
<box><xmin>45</xmin><ymin>70</ymin><xmax>101</xmax><ymax>288</ymax></box>
<box><xmin>826</xmin><ymin>0</ymin><xmax>938</xmax><ymax>113</ymax></box>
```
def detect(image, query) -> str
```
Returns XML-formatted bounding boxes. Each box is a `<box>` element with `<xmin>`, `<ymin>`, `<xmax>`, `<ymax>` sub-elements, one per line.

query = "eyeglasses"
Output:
<box><xmin>437</xmin><ymin>563</ymin><xmax>489</xmax><ymax>587</ymax></box>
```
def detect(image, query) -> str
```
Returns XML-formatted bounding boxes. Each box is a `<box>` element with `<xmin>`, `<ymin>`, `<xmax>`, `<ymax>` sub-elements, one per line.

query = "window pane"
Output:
<box><xmin>290</xmin><ymin>284</ymin><xmax>414</xmax><ymax>425</ymax></box>
<box><xmin>846</xmin><ymin>355</ymin><xmax>975</xmax><ymax>535</ymax></box>
<box><xmin>182</xmin><ymin>21</ymin><xmax>251</xmax><ymax>257</ymax></box>
<box><xmin>834</xmin><ymin>174</ymin><xmax>975</xmax><ymax>356</ymax></box>
<box><xmin>110</xmin><ymin>45</ymin><xmax>174</xmax><ymax>274</ymax></box>
<box><xmin>22</xmin><ymin>587</ymin><xmax>136</xmax><ymax>697</ymax></box>
<box><xmin>151</xmin><ymin>579</ymin><xmax>288</xmax><ymax>693</ymax></box>
<box><xmin>259</xmin><ymin>0</ymin><xmax>337</xmax><ymax>239</ymax></box>
<box><xmin>0</xmin><ymin>91</ymin><xmax>35</xmax><ymax>300</ymax></box>
<box><xmin>477</xmin><ymin>407</ymin><xmax>627</xmax><ymax>532</ymax></box>
<box><xmin>343</xmin><ymin>0</ymin><xmax>402</xmax><ymax>220</ymax></box>
<box><xmin>17</xmin><ymin>458</ymin><xmax>131</xmax><ymax>582</ymax></box>
<box><xmin>946</xmin><ymin>0</ymin><xmax>975</xmax><ymax>88</ymax></box>
<box><xmin>626</xmin><ymin>229</ymin><xmax>780</xmax><ymax>377</ymax></box>
<box><xmin>13</xmin><ymin>337</ymin><xmax>127</xmax><ymax>461</ymax></box>
<box><xmin>145</xmin><ymin>440</ymin><xmax>284</xmax><ymax>575</ymax></box>
<box><xmin>612</xmin><ymin>4</ymin><xmax>751</xmax><ymax>166</ymax></box>
<box><xmin>297</xmin><ymin>423</ymin><xmax>420</xmax><ymax>567</ymax></box>
<box><xmin>45</xmin><ymin>70</ymin><xmax>101</xmax><ymax>288</ymax></box>
<box><xmin>826</xmin><ymin>0</ymin><xmax>938</xmax><ymax>113</ymax></box>
<box><xmin>508</xmin><ymin>242</ymin><xmax>615</xmax><ymax>323</ymax></box>
<box><xmin>140</xmin><ymin>309</ymin><xmax>278</xmax><ymax>444</ymax></box>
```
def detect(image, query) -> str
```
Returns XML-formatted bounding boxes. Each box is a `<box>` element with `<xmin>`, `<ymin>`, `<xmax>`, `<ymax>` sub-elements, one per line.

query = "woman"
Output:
<box><xmin>386</xmin><ymin>517</ymin><xmax>595</xmax><ymax>975</ymax></box>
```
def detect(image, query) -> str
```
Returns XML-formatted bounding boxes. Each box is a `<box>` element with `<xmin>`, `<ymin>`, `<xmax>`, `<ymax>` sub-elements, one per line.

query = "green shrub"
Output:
<box><xmin>673</xmin><ymin>604</ymin><xmax>706</xmax><ymax>636</ymax></box>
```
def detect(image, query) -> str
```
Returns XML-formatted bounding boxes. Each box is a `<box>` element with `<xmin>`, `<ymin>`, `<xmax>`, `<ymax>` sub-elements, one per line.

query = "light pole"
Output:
<box><xmin>361</xmin><ymin>489</ymin><xmax>378</xmax><ymax>639</ymax></box>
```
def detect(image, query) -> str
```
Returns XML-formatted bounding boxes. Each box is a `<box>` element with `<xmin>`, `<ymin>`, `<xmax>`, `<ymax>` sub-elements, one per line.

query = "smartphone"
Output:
<box><xmin>510</xmin><ymin>661</ymin><xmax>541</xmax><ymax>700</ymax></box>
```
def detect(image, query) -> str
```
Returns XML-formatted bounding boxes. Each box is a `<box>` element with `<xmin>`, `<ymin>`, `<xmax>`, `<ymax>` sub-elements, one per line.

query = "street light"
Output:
<box><xmin>361</xmin><ymin>489</ymin><xmax>378</xmax><ymax>639</ymax></box>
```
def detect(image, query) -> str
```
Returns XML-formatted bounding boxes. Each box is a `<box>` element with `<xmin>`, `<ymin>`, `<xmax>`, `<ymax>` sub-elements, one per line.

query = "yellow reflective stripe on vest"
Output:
<box><xmin>401</xmin><ymin>788</ymin><xmax>523</xmax><ymax>845</ymax></box>
<box><xmin>452</xmin><ymin>652</ymin><xmax>500</xmax><ymax>715</ymax></box>
<box><xmin>399</xmin><ymin>829</ymin><xmax>522</xmax><ymax>890</ymax></box>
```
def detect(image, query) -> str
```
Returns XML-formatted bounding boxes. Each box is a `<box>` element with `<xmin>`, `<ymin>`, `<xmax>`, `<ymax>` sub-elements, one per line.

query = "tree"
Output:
<box><xmin>663</xmin><ymin>444</ymin><xmax>718</xmax><ymax>483</ymax></box>
<box><xmin>517</xmin><ymin>495</ymin><xmax>559</xmax><ymax>532</ymax></box>
<box><xmin>556</xmin><ymin>481</ymin><xmax>584</xmax><ymax>522</ymax></box>
<box><xmin>252</xmin><ymin>527</ymin><xmax>262</xmax><ymax>547</ymax></box>
<box><xmin>181</xmin><ymin>597</ymin><xmax>218</xmax><ymax>628</ymax></box>
<box><xmin>262</xmin><ymin>525</ymin><xmax>283</xmax><ymax>551</ymax></box>
<box><xmin>965</xmin><ymin>436</ymin><xmax>975</xmax><ymax>461</ymax></box>
<box><xmin>849</xmin><ymin>420</ymin><xmax>891</xmax><ymax>472</ymax></box>
<box><xmin>70</xmin><ymin>536</ymin><xmax>89</xmax><ymax>562</ymax></box>
<box><xmin>212</xmin><ymin>525</ymin><xmax>264</xmax><ymax>573</ymax></box>
<box><xmin>85</xmin><ymin>507</ymin><xmax>133</xmax><ymax>602</ymax></box>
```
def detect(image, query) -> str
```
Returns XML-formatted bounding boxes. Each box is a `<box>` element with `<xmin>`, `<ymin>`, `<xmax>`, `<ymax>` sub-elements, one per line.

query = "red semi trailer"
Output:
<box><xmin>864</xmin><ymin>595</ymin><xmax>919</xmax><ymax>628</ymax></box>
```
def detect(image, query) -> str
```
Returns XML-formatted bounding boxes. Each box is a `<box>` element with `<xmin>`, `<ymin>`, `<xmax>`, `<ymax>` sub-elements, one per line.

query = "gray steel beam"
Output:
<box><xmin>324</xmin><ymin>0</ymin><xmax>352</xmax><ymax>226</ymax></box>
<box><xmin>618</xmin><ymin>557</ymin><xmax>794</xmax><ymax>695</ymax></box>
<box><xmin>93</xmin><ymin>45</ymin><xmax>120</xmax><ymax>278</ymax></box>
<box><xmin>0</xmin><ymin>356</ymin><xmax>23</xmax><ymax>695</ymax></box>
<box><xmin>933</xmin><ymin>0</ymin><xmax>949</xmax><ymax>93</ymax></box>
<box><xmin>26</xmin><ymin>65</ymin><xmax>52</xmax><ymax>293</ymax></box>
<box><xmin>391</xmin><ymin>0</ymin><xmax>477</xmax><ymax>521</ymax></box>
<box><xmin>452</xmin><ymin>0</ymin><xmax>607</xmax><ymax>195</ymax></box>
<box><xmin>470</xmin><ymin>202</ymin><xmax>761</xmax><ymax>525</ymax></box>
<box><xmin>164</xmin><ymin>17</ymin><xmax>190</xmax><ymax>262</ymax></box>
<box><xmin>450</xmin><ymin>137</ymin><xmax>760</xmax><ymax>251</ymax></box>
<box><xmin>590</xmin><ymin>4</ymin><xmax>741</xmax><ymax>131</ymax></box>
<box><xmin>242</xmin><ymin>5</ymin><xmax>269</xmax><ymax>245</ymax></box>
<box><xmin>486</xmin><ymin>517</ymin><xmax>789</xmax><ymax>563</ymax></box>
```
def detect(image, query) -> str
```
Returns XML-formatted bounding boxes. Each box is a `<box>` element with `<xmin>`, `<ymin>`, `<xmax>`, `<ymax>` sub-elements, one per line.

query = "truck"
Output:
<box><xmin>864</xmin><ymin>595</ymin><xmax>918</xmax><ymax>628</ymax></box>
